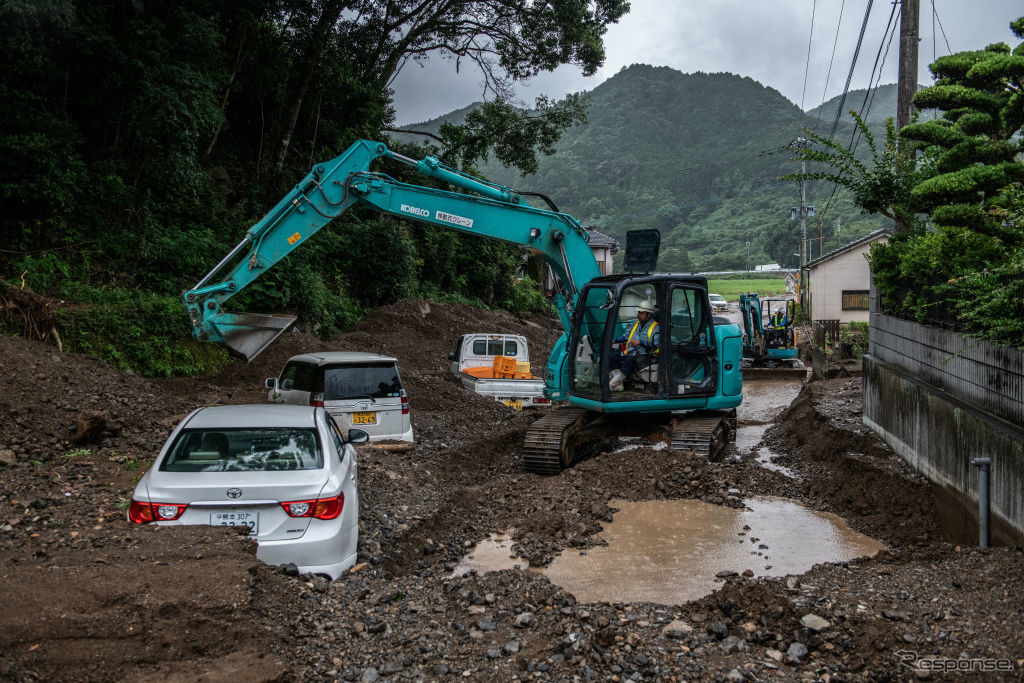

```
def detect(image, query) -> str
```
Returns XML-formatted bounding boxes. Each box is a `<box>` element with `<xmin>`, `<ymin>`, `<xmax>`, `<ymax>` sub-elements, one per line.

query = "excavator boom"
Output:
<box><xmin>183</xmin><ymin>140</ymin><xmax>600</xmax><ymax>362</ymax></box>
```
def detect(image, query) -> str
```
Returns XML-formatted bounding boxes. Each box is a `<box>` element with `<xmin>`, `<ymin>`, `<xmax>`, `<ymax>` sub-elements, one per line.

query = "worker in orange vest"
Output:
<box><xmin>609</xmin><ymin>300</ymin><xmax>659</xmax><ymax>390</ymax></box>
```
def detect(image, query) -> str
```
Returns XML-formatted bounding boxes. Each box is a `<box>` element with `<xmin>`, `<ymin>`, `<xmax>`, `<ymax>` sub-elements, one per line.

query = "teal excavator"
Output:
<box><xmin>738</xmin><ymin>293</ymin><xmax>803</xmax><ymax>379</ymax></box>
<box><xmin>183</xmin><ymin>140</ymin><xmax>743</xmax><ymax>473</ymax></box>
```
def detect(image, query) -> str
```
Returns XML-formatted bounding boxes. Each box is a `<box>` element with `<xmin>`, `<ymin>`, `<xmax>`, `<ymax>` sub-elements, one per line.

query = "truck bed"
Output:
<box><xmin>459</xmin><ymin>372</ymin><xmax>547</xmax><ymax>409</ymax></box>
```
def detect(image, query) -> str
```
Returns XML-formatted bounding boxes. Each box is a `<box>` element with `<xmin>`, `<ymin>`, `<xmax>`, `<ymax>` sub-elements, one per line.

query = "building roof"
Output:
<box><xmin>585</xmin><ymin>227</ymin><xmax>620</xmax><ymax>252</ymax></box>
<box><xmin>805</xmin><ymin>227</ymin><xmax>892</xmax><ymax>269</ymax></box>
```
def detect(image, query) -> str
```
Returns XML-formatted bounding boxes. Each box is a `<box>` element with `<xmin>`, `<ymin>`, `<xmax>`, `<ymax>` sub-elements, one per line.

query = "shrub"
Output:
<box><xmin>57</xmin><ymin>285</ymin><xmax>229</xmax><ymax>376</ymax></box>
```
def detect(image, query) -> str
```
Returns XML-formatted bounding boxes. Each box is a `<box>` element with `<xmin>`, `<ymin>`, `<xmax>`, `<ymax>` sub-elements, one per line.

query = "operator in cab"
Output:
<box><xmin>609</xmin><ymin>300</ymin><xmax>659</xmax><ymax>390</ymax></box>
<box><xmin>770</xmin><ymin>308</ymin><xmax>787</xmax><ymax>328</ymax></box>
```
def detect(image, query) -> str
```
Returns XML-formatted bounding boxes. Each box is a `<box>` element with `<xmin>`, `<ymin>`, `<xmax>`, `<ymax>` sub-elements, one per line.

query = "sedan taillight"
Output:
<box><xmin>280</xmin><ymin>494</ymin><xmax>343</xmax><ymax>520</ymax></box>
<box><xmin>128</xmin><ymin>499</ymin><xmax>188</xmax><ymax>524</ymax></box>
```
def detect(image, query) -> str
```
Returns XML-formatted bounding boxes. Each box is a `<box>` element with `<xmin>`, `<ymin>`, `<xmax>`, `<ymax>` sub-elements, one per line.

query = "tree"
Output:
<box><xmin>867</xmin><ymin>16</ymin><xmax>1024</xmax><ymax>345</ymax></box>
<box><xmin>272</xmin><ymin>0</ymin><xmax>628</xmax><ymax>174</ymax></box>
<box><xmin>900</xmin><ymin>17</ymin><xmax>1024</xmax><ymax>244</ymax></box>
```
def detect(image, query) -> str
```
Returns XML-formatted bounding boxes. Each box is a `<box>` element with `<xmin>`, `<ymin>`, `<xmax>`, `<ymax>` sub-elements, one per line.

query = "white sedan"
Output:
<box><xmin>129</xmin><ymin>404</ymin><xmax>364</xmax><ymax>579</ymax></box>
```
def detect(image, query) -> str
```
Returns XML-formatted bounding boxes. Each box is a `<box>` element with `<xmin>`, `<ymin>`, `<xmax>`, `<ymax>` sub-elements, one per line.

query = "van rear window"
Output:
<box><xmin>324</xmin><ymin>363</ymin><xmax>402</xmax><ymax>400</ymax></box>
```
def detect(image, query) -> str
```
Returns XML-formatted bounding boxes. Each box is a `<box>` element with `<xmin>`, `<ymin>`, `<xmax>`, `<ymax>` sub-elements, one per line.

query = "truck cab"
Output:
<box><xmin>449</xmin><ymin>333</ymin><xmax>530</xmax><ymax>375</ymax></box>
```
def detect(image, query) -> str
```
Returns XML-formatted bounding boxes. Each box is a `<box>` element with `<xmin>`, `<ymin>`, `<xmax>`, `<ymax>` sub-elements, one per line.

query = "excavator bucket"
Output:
<box><xmin>210</xmin><ymin>312</ymin><xmax>296</xmax><ymax>361</ymax></box>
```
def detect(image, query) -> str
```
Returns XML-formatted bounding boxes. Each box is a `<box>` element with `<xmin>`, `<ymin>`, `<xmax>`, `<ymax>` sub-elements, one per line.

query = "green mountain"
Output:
<box><xmin>807</xmin><ymin>82</ymin><xmax>938</xmax><ymax>128</ymax></box>
<box><xmin>395</xmin><ymin>65</ymin><xmax>896</xmax><ymax>271</ymax></box>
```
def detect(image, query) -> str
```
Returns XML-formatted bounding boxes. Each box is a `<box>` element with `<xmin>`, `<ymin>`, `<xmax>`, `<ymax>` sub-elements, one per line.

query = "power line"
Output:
<box><xmin>849</xmin><ymin>1</ymin><xmax>900</xmax><ymax>153</ymax></box>
<box><xmin>801</xmin><ymin>0</ymin><xmax>818</xmax><ymax>110</ymax></box>
<box><xmin>808</xmin><ymin>0</ymin><xmax>874</xmax><ymax>235</ymax></box>
<box><xmin>932</xmin><ymin>0</ymin><xmax>952</xmax><ymax>54</ymax></box>
<box><xmin>931</xmin><ymin>0</ymin><xmax>936</xmax><ymax>62</ymax></box>
<box><xmin>828</xmin><ymin>0</ymin><xmax>875</xmax><ymax>141</ymax></box>
<box><xmin>813</xmin><ymin>0</ymin><xmax>846</xmax><ymax>131</ymax></box>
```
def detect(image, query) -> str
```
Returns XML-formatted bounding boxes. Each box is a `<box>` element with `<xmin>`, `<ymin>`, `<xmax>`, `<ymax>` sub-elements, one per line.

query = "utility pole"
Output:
<box><xmin>790</xmin><ymin>137</ymin><xmax>813</xmax><ymax>308</ymax></box>
<box><xmin>895</xmin><ymin>0</ymin><xmax>919</xmax><ymax>234</ymax></box>
<box><xmin>896</xmin><ymin>0</ymin><xmax>919</xmax><ymax>134</ymax></box>
<box><xmin>800</xmin><ymin>160</ymin><xmax>808</xmax><ymax>271</ymax></box>
<box><xmin>745</xmin><ymin>241</ymin><xmax>750</xmax><ymax>273</ymax></box>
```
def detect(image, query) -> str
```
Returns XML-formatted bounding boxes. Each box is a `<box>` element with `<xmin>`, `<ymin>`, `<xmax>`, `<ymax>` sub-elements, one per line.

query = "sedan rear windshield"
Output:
<box><xmin>323</xmin><ymin>363</ymin><xmax>402</xmax><ymax>400</ymax></box>
<box><xmin>161</xmin><ymin>428</ymin><xmax>323</xmax><ymax>472</ymax></box>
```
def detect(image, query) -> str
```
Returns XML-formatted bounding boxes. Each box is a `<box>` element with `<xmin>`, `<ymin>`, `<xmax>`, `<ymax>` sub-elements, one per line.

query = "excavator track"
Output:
<box><xmin>523</xmin><ymin>406</ymin><xmax>596</xmax><ymax>475</ymax></box>
<box><xmin>670</xmin><ymin>409</ymin><xmax>736</xmax><ymax>461</ymax></box>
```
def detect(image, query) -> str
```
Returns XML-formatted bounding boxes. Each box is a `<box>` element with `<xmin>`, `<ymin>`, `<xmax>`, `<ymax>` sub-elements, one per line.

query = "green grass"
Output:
<box><xmin>706</xmin><ymin>278</ymin><xmax>790</xmax><ymax>299</ymax></box>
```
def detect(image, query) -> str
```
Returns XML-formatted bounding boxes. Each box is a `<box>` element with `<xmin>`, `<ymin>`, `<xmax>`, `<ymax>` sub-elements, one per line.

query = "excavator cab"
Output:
<box><xmin>568</xmin><ymin>274</ymin><xmax>724</xmax><ymax>405</ymax></box>
<box><xmin>761</xmin><ymin>297</ymin><xmax>798</xmax><ymax>359</ymax></box>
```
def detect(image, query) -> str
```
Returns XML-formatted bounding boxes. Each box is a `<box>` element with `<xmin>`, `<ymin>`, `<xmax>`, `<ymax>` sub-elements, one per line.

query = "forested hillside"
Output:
<box><xmin>405</xmin><ymin>66</ymin><xmax>894</xmax><ymax>271</ymax></box>
<box><xmin>807</xmin><ymin>82</ymin><xmax>938</xmax><ymax>126</ymax></box>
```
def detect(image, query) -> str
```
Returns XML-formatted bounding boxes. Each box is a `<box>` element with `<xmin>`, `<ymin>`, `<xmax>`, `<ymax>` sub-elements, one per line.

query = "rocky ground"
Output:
<box><xmin>1</xmin><ymin>299</ymin><xmax>1022</xmax><ymax>681</ymax></box>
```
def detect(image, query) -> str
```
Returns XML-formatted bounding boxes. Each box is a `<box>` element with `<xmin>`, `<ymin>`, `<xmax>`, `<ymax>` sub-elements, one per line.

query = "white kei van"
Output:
<box><xmin>266</xmin><ymin>352</ymin><xmax>413</xmax><ymax>442</ymax></box>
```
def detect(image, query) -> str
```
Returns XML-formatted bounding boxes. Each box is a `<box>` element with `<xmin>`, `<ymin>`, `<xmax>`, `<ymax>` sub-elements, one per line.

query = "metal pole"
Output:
<box><xmin>971</xmin><ymin>457</ymin><xmax>991</xmax><ymax>547</ymax></box>
<box><xmin>800</xmin><ymin>159</ymin><xmax>808</xmax><ymax>307</ymax></box>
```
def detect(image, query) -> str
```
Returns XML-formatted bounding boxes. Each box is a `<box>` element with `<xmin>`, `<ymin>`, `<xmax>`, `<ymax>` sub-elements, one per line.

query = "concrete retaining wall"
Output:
<box><xmin>869</xmin><ymin>313</ymin><xmax>1024</xmax><ymax>427</ymax></box>
<box><xmin>863</xmin><ymin>336</ymin><xmax>1024</xmax><ymax>545</ymax></box>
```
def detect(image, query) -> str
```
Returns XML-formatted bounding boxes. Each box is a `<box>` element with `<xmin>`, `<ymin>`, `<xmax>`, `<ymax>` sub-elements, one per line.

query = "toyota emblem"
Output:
<box><xmin>226</xmin><ymin>488</ymin><xmax>243</xmax><ymax>499</ymax></box>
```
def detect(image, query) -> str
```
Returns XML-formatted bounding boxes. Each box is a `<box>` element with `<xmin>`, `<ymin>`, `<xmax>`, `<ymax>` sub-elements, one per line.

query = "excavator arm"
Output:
<box><xmin>183</xmin><ymin>140</ymin><xmax>601</xmax><ymax>361</ymax></box>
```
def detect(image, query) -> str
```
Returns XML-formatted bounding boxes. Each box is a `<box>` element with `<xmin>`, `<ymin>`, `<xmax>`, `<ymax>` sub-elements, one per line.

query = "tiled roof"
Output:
<box><xmin>806</xmin><ymin>227</ymin><xmax>892</xmax><ymax>268</ymax></box>
<box><xmin>585</xmin><ymin>227</ymin><xmax>620</xmax><ymax>251</ymax></box>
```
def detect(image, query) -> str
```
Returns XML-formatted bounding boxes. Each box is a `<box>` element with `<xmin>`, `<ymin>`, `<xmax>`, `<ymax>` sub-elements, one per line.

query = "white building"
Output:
<box><xmin>544</xmin><ymin>227</ymin><xmax>619</xmax><ymax>295</ymax></box>
<box><xmin>804</xmin><ymin>228</ymin><xmax>890</xmax><ymax>324</ymax></box>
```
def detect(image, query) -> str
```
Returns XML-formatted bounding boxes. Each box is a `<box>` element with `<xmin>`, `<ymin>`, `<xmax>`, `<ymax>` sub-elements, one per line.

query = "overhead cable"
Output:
<box><xmin>850</xmin><ymin>1</ymin><xmax>900</xmax><ymax>153</ymax></box>
<box><xmin>827</xmin><ymin>0</ymin><xmax>875</xmax><ymax>141</ymax></box>
<box><xmin>813</xmin><ymin>0</ymin><xmax>846</xmax><ymax>132</ymax></box>
<box><xmin>932</xmin><ymin>1</ymin><xmax>952</xmax><ymax>54</ymax></box>
<box><xmin>801</xmin><ymin>0</ymin><xmax>818</xmax><ymax>110</ymax></box>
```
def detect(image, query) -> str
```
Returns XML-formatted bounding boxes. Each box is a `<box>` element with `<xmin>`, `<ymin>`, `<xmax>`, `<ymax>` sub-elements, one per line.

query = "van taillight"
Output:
<box><xmin>310</xmin><ymin>392</ymin><xmax>324</xmax><ymax>408</ymax></box>
<box><xmin>401</xmin><ymin>390</ymin><xmax>409</xmax><ymax>415</ymax></box>
<box><xmin>534</xmin><ymin>397</ymin><xmax>551</xmax><ymax>404</ymax></box>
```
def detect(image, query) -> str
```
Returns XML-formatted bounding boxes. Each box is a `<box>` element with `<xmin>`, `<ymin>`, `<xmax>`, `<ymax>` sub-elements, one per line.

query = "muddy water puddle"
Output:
<box><xmin>736</xmin><ymin>425</ymin><xmax>797</xmax><ymax>478</ymax></box>
<box><xmin>542</xmin><ymin>498</ymin><xmax>883</xmax><ymax>605</ymax></box>
<box><xmin>451</xmin><ymin>531</ymin><xmax>527</xmax><ymax>576</ymax></box>
<box><xmin>738</xmin><ymin>380</ymin><xmax>803</xmax><ymax>424</ymax></box>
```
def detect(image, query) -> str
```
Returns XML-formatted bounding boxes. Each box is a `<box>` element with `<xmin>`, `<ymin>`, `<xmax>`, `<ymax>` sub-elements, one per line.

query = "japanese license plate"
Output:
<box><xmin>352</xmin><ymin>411</ymin><xmax>376</xmax><ymax>425</ymax></box>
<box><xmin>211</xmin><ymin>511</ymin><xmax>258</xmax><ymax>535</ymax></box>
<box><xmin>503</xmin><ymin>399</ymin><xmax>523</xmax><ymax>410</ymax></box>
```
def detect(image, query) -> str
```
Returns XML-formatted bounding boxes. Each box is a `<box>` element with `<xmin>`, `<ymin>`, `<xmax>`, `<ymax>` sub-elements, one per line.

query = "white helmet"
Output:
<box><xmin>638</xmin><ymin>300</ymin><xmax>655</xmax><ymax>314</ymax></box>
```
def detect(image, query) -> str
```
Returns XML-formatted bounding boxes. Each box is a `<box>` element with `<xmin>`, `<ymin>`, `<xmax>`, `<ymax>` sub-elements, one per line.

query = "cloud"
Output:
<box><xmin>389</xmin><ymin>0</ymin><xmax>1024</xmax><ymax>125</ymax></box>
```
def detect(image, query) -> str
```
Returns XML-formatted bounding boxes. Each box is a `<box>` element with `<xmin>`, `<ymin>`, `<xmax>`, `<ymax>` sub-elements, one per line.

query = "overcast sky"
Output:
<box><xmin>390</xmin><ymin>0</ymin><xmax>1023</xmax><ymax>125</ymax></box>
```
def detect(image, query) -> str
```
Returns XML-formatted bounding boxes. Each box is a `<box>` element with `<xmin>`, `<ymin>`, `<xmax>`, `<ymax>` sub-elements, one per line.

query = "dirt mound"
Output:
<box><xmin>0</xmin><ymin>298</ymin><xmax>564</xmax><ymax>679</ymax></box>
<box><xmin>760</xmin><ymin>378</ymin><xmax>942</xmax><ymax>548</ymax></box>
<box><xmin>3</xmin><ymin>300</ymin><xmax>1022</xmax><ymax>681</ymax></box>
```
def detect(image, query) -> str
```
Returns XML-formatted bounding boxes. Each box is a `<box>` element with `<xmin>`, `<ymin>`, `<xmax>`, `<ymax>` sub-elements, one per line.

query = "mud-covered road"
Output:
<box><xmin>1</xmin><ymin>299</ymin><xmax>1022</xmax><ymax>681</ymax></box>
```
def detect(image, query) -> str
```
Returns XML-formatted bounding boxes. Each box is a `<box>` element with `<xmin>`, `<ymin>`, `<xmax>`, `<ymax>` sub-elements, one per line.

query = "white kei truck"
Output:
<box><xmin>448</xmin><ymin>333</ymin><xmax>550</xmax><ymax>410</ymax></box>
